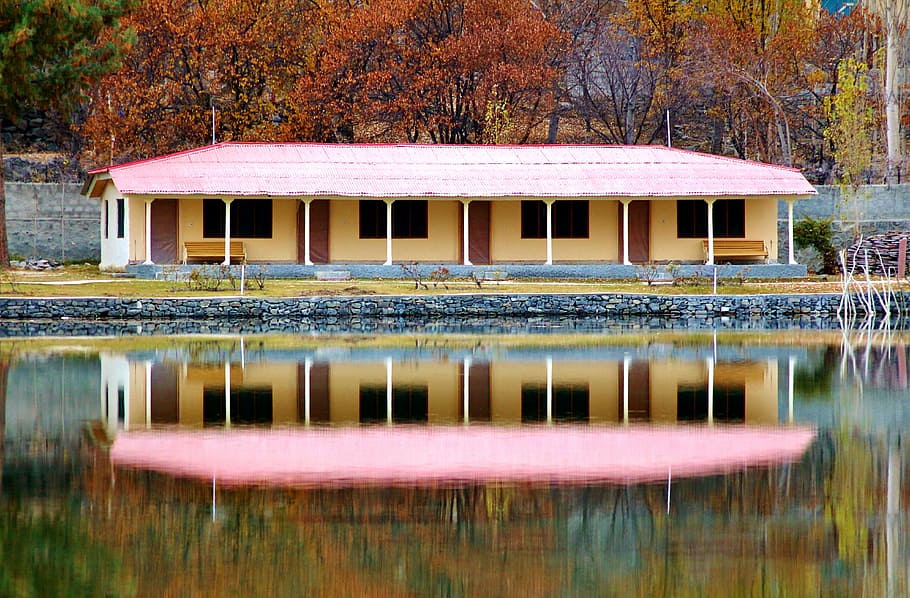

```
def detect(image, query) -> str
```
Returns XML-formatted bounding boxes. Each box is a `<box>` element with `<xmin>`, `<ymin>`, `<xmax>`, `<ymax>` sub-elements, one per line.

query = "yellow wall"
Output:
<box><xmin>489</xmin><ymin>360</ymin><xmax>620</xmax><ymax>423</ymax></box>
<box><xmin>489</xmin><ymin>201</ymin><xmax>620</xmax><ymax>263</ymax></box>
<box><xmin>650</xmin><ymin>198</ymin><xmax>778</xmax><ymax>263</ymax></box>
<box><xmin>128</xmin><ymin>198</ymin><xmax>146</xmax><ymax>262</ymax></box>
<box><xmin>649</xmin><ymin>360</ymin><xmax>778</xmax><ymax>424</ymax></box>
<box><xmin>329</xmin><ymin>200</ymin><xmax>460</xmax><ymax>263</ymax></box>
<box><xmin>167</xmin><ymin>362</ymin><xmax>299</xmax><ymax>426</ymax></box>
<box><xmin>327</xmin><ymin>361</ymin><xmax>460</xmax><ymax>423</ymax></box>
<box><xmin>177</xmin><ymin>198</ymin><xmax>299</xmax><ymax>263</ymax></box>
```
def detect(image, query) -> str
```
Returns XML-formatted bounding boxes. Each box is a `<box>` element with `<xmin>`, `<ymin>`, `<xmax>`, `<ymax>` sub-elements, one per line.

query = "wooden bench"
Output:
<box><xmin>702</xmin><ymin>239</ymin><xmax>768</xmax><ymax>263</ymax></box>
<box><xmin>183</xmin><ymin>241</ymin><xmax>246</xmax><ymax>264</ymax></box>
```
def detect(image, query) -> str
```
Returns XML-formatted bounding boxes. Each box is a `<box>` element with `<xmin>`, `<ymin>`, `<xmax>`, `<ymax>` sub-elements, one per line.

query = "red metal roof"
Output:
<box><xmin>111</xmin><ymin>425</ymin><xmax>816</xmax><ymax>487</ymax></box>
<box><xmin>87</xmin><ymin>142</ymin><xmax>817</xmax><ymax>199</ymax></box>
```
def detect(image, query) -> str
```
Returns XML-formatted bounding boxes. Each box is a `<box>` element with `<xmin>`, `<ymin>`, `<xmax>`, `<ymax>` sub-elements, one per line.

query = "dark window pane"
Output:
<box><xmin>521</xmin><ymin>201</ymin><xmax>546</xmax><ymax>239</ymax></box>
<box><xmin>203</xmin><ymin>386</ymin><xmax>273</xmax><ymax>426</ymax></box>
<box><xmin>554</xmin><ymin>201</ymin><xmax>589</xmax><ymax>239</ymax></box>
<box><xmin>203</xmin><ymin>199</ymin><xmax>272</xmax><ymax>238</ymax></box>
<box><xmin>553</xmin><ymin>384</ymin><xmax>589</xmax><ymax>421</ymax></box>
<box><xmin>392</xmin><ymin>385</ymin><xmax>428</xmax><ymax>422</ymax></box>
<box><xmin>521</xmin><ymin>384</ymin><xmax>547</xmax><ymax>422</ymax></box>
<box><xmin>677</xmin><ymin>199</ymin><xmax>745</xmax><ymax>238</ymax></box>
<box><xmin>392</xmin><ymin>201</ymin><xmax>428</xmax><ymax>239</ymax></box>
<box><xmin>677</xmin><ymin>385</ymin><xmax>709</xmax><ymax>421</ymax></box>
<box><xmin>116</xmin><ymin>198</ymin><xmax>125</xmax><ymax>239</ymax></box>
<box><xmin>102</xmin><ymin>200</ymin><xmax>109</xmax><ymax>239</ymax></box>
<box><xmin>359</xmin><ymin>384</ymin><xmax>387</xmax><ymax>423</ymax></box>
<box><xmin>522</xmin><ymin>384</ymin><xmax>589</xmax><ymax>422</ymax></box>
<box><xmin>359</xmin><ymin>200</ymin><xmax>386</xmax><ymax>239</ymax></box>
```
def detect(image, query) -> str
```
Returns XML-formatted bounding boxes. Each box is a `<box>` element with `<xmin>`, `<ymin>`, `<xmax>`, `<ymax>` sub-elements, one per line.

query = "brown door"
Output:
<box><xmin>468</xmin><ymin>201</ymin><xmax>491</xmax><ymax>264</ymax></box>
<box><xmin>460</xmin><ymin>362</ymin><xmax>491</xmax><ymax>422</ymax></box>
<box><xmin>150</xmin><ymin>362</ymin><xmax>179</xmax><ymax>424</ymax></box>
<box><xmin>298</xmin><ymin>200</ymin><xmax>330</xmax><ymax>264</ymax></box>
<box><xmin>150</xmin><ymin>199</ymin><xmax>178</xmax><ymax>263</ymax></box>
<box><xmin>618</xmin><ymin>360</ymin><xmax>650</xmax><ymax>422</ymax></box>
<box><xmin>617</xmin><ymin>201</ymin><xmax>650</xmax><ymax>263</ymax></box>
<box><xmin>298</xmin><ymin>362</ymin><xmax>330</xmax><ymax>423</ymax></box>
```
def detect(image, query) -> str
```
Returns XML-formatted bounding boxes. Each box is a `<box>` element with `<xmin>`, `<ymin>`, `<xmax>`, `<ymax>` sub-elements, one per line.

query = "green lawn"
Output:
<box><xmin>0</xmin><ymin>264</ymin><xmax>854</xmax><ymax>298</ymax></box>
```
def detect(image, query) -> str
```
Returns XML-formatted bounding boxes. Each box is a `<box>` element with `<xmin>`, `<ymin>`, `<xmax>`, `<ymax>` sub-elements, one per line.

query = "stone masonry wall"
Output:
<box><xmin>4</xmin><ymin>182</ymin><xmax>97</xmax><ymax>262</ymax></box>
<box><xmin>0</xmin><ymin>292</ymin><xmax>902</xmax><ymax>323</ymax></box>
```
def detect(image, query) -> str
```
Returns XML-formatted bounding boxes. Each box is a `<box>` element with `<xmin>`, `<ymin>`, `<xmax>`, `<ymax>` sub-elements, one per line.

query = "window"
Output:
<box><xmin>521</xmin><ymin>383</ymin><xmax>589</xmax><ymax>422</ymax></box>
<box><xmin>393</xmin><ymin>201</ymin><xmax>428</xmax><ymax>238</ymax></box>
<box><xmin>360</xmin><ymin>200</ymin><xmax>428</xmax><ymax>239</ymax></box>
<box><xmin>554</xmin><ymin>201</ymin><xmax>589</xmax><ymax>238</ymax></box>
<box><xmin>116</xmin><ymin>198</ymin><xmax>125</xmax><ymax>239</ymax></box>
<box><xmin>677</xmin><ymin>383</ymin><xmax>745</xmax><ymax>422</ymax></box>
<box><xmin>102</xmin><ymin>200</ymin><xmax>109</xmax><ymax>239</ymax></box>
<box><xmin>203</xmin><ymin>385</ymin><xmax>273</xmax><ymax>425</ymax></box>
<box><xmin>359</xmin><ymin>384</ymin><xmax>429</xmax><ymax>423</ymax></box>
<box><xmin>677</xmin><ymin>199</ymin><xmax>745</xmax><ymax>238</ymax></box>
<box><xmin>521</xmin><ymin>201</ymin><xmax>547</xmax><ymax>239</ymax></box>
<box><xmin>521</xmin><ymin>200</ymin><xmax>590</xmax><ymax>239</ymax></box>
<box><xmin>359</xmin><ymin>200</ymin><xmax>386</xmax><ymax>239</ymax></box>
<box><xmin>203</xmin><ymin>198</ymin><xmax>273</xmax><ymax>238</ymax></box>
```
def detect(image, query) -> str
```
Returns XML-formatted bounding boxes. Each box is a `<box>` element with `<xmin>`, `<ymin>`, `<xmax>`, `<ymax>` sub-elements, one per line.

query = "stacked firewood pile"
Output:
<box><xmin>845</xmin><ymin>231</ymin><xmax>910</xmax><ymax>276</ymax></box>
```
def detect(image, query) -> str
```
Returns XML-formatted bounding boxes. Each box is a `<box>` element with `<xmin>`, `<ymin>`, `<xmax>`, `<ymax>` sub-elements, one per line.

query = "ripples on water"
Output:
<box><xmin>1</xmin><ymin>326</ymin><xmax>908</xmax><ymax>596</ymax></box>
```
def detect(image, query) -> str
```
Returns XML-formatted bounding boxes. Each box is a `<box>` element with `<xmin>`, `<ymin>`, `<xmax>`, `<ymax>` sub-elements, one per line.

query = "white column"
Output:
<box><xmin>384</xmin><ymin>199</ymin><xmax>394</xmax><ymax>266</ymax></box>
<box><xmin>224</xmin><ymin>361</ymin><xmax>231</xmax><ymax>429</ymax></box>
<box><xmin>143</xmin><ymin>199</ymin><xmax>154</xmax><ymax>265</ymax></box>
<box><xmin>787</xmin><ymin>199</ymin><xmax>796</xmax><ymax>265</ymax></box>
<box><xmin>304</xmin><ymin>357</ymin><xmax>312</xmax><ymax>425</ymax></box>
<box><xmin>546</xmin><ymin>357</ymin><xmax>553</xmax><ymax>424</ymax></box>
<box><xmin>705</xmin><ymin>199</ymin><xmax>716</xmax><ymax>265</ymax></box>
<box><xmin>462</xmin><ymin>200</ymin><xmax>472</xmax><ymax>266</ymax></box>
<box><xmin>302</xmin><ymin>199</ymin><xmax>313</xmax><ymax>266</ymax></box>
<box><xmin>223</xmin><ymin>198</ymin><xmax>234</xmax><ymax>266</ymax></box>
<box><xmin>385</xmin><ymin>357</ymin><xmax>393</xmax><ymax>424</ymax></box>
<box><xmin>145</xmin><ymin>361</ymin><xmax>152</xmax><ymax>429</ymax></box>
<box><xmin>786</xmin><ymin>355</ymin><xmax>796</xmax><ymax>424</ymax></box>
<box><xmin>545</xmin><ymin>199</ymin><xmax>554</xmax><ymax>265</ymax></box>
<box><xmin>621</xmin><ymin>199</ymin><xmax>631</xmax><ymax>265</ymax></box>
<box><xmin>707</xmin><ymin>357</ymin><xmax>715</xmax><ymax>425</ymax></box>
<box><xmin>463</xmin><ymin>357</ymin><xmax>471</xmax><ymax>424</ymax></box>
<box><xmin>622</xmin><ymin>356</ymin><xmax>630</xmax><ymax>425</ymax></box>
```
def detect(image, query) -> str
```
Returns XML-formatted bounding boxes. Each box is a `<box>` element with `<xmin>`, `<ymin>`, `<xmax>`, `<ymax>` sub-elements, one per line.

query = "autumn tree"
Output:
<box><xmin>0</xmin><ymin>0</ymin><xmax>134</xmax><ymax>267</ymax></box>
<box><xmin>80</xmin><ymin>0</ymin><xmax>322</xmax><ymax>165</ymax></box>
<box><xmin>283</xmin><ymin>0</ymin><xmax>566</xmax><ymax>144</ymax></box>
<box><xmin>686</xmin><ymin>0</ymin><xmax>823</xmax><ymax>166</ymax></box>
<box><xmin>824</xmin><ymin>58</ymin><xmax>877</xmax><ymax>188</ymax></box>
<box><xmin>563</xmin><ymin>0</ymin><xmax>691</xmax><ymax>145</ymax></box>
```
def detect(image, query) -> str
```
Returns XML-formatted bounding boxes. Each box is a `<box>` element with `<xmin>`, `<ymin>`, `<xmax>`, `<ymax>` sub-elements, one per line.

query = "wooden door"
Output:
<box><xmin>298</xmin><ymin>200</ymin><xmax>330</xmax><ymax>264</ymax></box>
<box><xmin>150</xmin><ymin>199</ymin><xmax>178</xmax><ymax>264</ymax></box>
<box><xmin>617</xmin><ymin>201</ymin><xmax>651</xmax><ymax>263</ymax></box>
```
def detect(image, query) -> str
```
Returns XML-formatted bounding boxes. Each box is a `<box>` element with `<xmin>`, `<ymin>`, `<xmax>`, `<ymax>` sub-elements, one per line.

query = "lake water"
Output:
<box><xmin>1</xmin><ymin>326</ymin><xmax>908</xmax><ymax>596</ymax></box>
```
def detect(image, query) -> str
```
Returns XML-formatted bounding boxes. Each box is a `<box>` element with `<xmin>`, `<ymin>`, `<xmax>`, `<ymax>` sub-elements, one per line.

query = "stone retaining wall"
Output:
<box><xmin>0</xmin><ymin>292</ymin><xmax>902</xmax><ymax>324</ymax></box>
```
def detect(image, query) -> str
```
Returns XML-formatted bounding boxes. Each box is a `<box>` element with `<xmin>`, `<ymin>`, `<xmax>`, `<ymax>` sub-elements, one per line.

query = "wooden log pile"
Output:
<box><xmin>846</xmin><ymin>231</ymin><xmax>910</xmax><ymax>276</ymax></box>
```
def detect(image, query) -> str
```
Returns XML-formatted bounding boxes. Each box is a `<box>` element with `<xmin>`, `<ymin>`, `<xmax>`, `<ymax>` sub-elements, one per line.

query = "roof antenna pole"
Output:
<box><xmin>211</xmin><ymin>100</ymin><xmax>216</xmax><ymax>145</ymax></box>
<box><xmin>666</xmin><ymin>110</ymin><xmax>671</xmax><ymax>148</ymax></box>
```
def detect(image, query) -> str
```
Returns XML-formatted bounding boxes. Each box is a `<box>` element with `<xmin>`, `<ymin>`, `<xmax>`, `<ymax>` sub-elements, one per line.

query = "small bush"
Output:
<box><xmin>794</xmin><ymin>217</ymin><xmax>838</xmax><ymax>274</ymax></box>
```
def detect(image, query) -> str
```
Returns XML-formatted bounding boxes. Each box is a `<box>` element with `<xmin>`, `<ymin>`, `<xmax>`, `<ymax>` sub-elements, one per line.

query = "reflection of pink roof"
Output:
<box><xmin>85</xmin><ymin>143</ymin><xmax>816</xmax><ymax>199</ymax></box>
<box><xmin>110</xmin><ymin>425</ymin><xmax>815</xmax><ymax>487</ymax></box>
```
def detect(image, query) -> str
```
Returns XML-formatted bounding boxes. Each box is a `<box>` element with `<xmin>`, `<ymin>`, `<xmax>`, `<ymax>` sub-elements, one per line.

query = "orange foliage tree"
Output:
<box><xmin>282</xmin><ymin>0</ymin><xmax>566</xmax><ymax>144</ymax></box>
<box><xmin>79</xmin><ymin>0</ymin><xmax>322</xmax><ymax>165</ymax></box>
<box><xmin>685</xmin><ymin>0</ymin><xmax>828</xmax><ymax>166</ymax></box>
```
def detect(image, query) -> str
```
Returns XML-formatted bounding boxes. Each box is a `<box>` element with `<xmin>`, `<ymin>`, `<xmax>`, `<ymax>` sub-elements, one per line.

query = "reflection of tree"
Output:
<box><xmin>0</xmin><ymin>507</ymin><xmax>130</xmax><ymax>597</ymax></box>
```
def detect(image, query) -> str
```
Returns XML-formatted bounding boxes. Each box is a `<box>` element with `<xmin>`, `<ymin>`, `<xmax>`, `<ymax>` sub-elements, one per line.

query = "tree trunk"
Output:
<box><xmin>883</xmin><ymin>25</ymin><xmax>901</xmax><ymax>181</ymax></box>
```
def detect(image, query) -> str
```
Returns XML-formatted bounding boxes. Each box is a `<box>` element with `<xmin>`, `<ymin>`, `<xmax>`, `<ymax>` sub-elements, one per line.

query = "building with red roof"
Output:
<box><xmin>81</xmin><ymin>142</ymin><xmax>815</xmax><ymax>270</ymax></box>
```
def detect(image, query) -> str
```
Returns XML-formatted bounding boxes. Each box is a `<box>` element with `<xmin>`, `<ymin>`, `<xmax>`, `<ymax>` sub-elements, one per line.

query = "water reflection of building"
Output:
<box><xmin>101</xmin><ymin>348</ymin><xmax>781</xmax><ymax>432</ymax></box>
